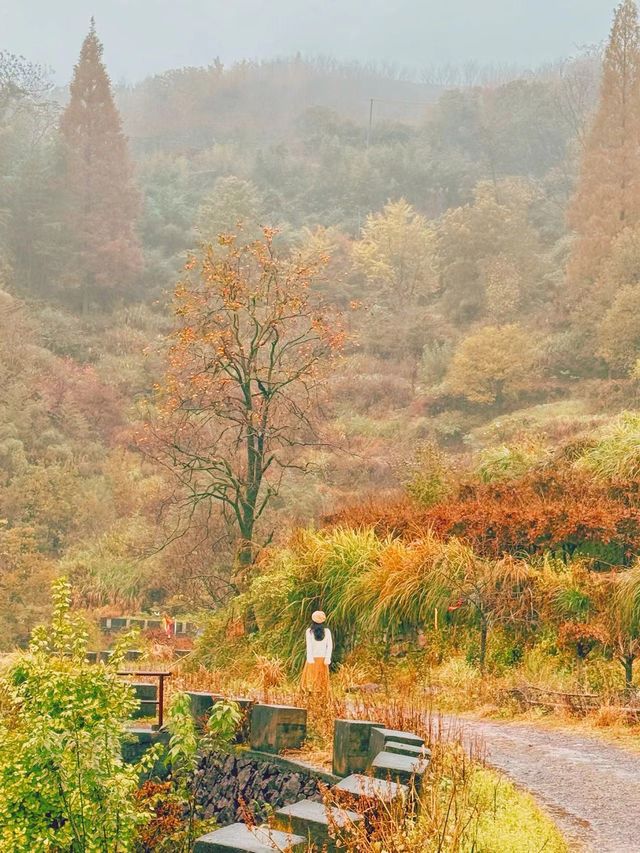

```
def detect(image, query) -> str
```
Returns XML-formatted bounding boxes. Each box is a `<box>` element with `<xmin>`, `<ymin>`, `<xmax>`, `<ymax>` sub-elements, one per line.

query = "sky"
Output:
<box><xmin>1</xmin><ymin>0</ymin><xmax>614</xmax><ymax>84</ymax></box>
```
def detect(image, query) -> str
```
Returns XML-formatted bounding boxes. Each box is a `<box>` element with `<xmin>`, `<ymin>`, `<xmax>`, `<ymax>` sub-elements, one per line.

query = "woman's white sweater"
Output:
<box><xmin>306</xmin><ymin>627</ymin><xmax>333</xmax><ymax>664</ymax></box>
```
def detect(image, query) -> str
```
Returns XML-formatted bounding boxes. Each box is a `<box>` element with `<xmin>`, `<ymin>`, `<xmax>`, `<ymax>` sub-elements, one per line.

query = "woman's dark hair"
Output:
<box><xmin>310</xmin><ymin>623</ymin><xmax>325</xmax><ymax>641</ymax></box>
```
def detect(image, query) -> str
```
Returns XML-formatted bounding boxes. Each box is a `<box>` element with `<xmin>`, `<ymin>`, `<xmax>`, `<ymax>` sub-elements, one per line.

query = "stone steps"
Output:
<box><xmin>193</xmin><ymin>823</ymin><xmax>306</xmax><ymax>852</ymax></box>
<box><xmin>333</xmin><ymin>772</ymin><xmax>408</xmax><ymax>803</ymax></box>
<box><xmin>332</xmin><ymin>718</ymin><xmax>379</xmax><ymax>776</ymax></box>
<box><xmin>369</xmin><ymin>726</ymin><xmax>425</xmax><ymax>761</ymax></box>
<box><xmin>385</xmin><ymin>739</ymin><xmax>432</xmax><ymax>759</ymax></box>
<box><xmin>370</xmin><ymin>749</ymin><xmax>429</xmax><ymax>787</ymax></box>
<box><xmin>192</xmin><ymin>705</ymin><xmax>427</xmax><ymax>851</ymax></box>
<box><xmin>274</xmin><ymin>798</ymin><xmax>363</xmax><ymax>850</ymax></box>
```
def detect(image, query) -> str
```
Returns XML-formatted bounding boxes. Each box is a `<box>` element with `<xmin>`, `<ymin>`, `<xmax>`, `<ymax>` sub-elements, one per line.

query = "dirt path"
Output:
<box><xmin>448</xmin><ymin>716</ymin><xmax>640</xmax><ymax>852</ymax></box>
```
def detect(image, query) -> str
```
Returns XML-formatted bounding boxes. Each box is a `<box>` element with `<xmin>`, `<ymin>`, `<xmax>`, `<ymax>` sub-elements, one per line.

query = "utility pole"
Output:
<box><xmin>366</xmin><ymin>98</ymin><xmax>374</xmax><ymax>148</ymax></box>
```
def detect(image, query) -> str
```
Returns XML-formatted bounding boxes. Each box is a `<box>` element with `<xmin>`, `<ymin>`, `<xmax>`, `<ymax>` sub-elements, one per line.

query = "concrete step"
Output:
<box><xmin>370</xmin><ymin>750</ymin><xmax>429</xmax><ymax>787</ymax></box>
<box><xmin>193</xmin><ymin>823</ymin><xmax>306</xmax><ymax>852</ymax></box>
<box><xmin>385</xmin><ymin>740</ymin><xmax>432</xmax><ymax>760</ymax></box>
<box><xmin>332</xmin><ymin>772</ymin><xmax>408</xmax><ymax>803</ymax></box>
<box><xmin>250</xmin><ymin>703</ymin><xmax>307</xmax><ymax>754</ymax></box>
<box><xmin>275</xmin><ymin>797</ymin><xmax>363</xmax><ymax>850</ymax></box>
<box><xmin>369</xmin><ymin>726</ymin><xmax>424</xmax><ymax>761</ymax></box>
<box><xmin>332</xmin><ymin>718</ymin><xmax>379</xmax><ymax>776</ymax></box>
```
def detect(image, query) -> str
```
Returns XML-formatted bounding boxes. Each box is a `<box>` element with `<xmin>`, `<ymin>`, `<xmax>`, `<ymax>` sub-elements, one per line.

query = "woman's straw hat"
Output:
<box><xmin>311</xmin><ymin>610</ymin><xmax>327</xmax><ymax>624</ymax></box>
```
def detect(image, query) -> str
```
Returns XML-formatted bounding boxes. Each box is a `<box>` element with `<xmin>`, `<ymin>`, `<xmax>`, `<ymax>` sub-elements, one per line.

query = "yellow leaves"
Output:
<box><xmin>353</xmin><ymin>199</ymin><xmax>437</xmax><ymax>305</ymax></box>
<box><xmin>446</xmin><ymin>324</ymin><xmax>538</xmax><ymax>405</ymax></box>
<box><xmin>147</xmin><ymin>233</ymin><xmax>344</xmax><ymax>486</ymax></box>
<box><xmin>178</xmin><ymin>326</ymin><xmax>196</xmax><ymax>344</ymax></box>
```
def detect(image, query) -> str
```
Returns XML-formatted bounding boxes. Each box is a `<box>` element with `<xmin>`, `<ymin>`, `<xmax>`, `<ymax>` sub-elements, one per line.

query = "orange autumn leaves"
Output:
<box><xmin>328</xmin><ymin>466</ymin><xmax>640</xmax><ymax>564</ymax></box>
<box><xmin>142</xmin><ymin>229</ymin><xmax>343</xmax><ymax>572</ymax></box>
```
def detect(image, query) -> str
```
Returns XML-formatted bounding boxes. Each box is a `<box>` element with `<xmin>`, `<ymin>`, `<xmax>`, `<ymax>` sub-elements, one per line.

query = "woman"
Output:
<box><xmin>300</xmin><ymin>610</ymin><xmax>332</xmax><ymax>694</ymax></box>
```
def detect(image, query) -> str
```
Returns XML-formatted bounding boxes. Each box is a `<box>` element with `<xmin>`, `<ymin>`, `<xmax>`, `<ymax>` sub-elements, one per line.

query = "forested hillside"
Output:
<box><xmin>8</xmin><ymin>4</ymin><xmax>640</xmax><ymax>852</ymax></box>
<box><xmin>0</xmin><ymin>10</ymin><xmax>633</xmax><ymax>638</ymax></box>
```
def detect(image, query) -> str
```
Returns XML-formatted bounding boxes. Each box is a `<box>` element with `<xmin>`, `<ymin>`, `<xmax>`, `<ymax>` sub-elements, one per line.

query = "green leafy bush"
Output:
<box><xmin>161</xmin><ymin>692</ymin><xmax>241</xmax><ymax>852</ymax></box>
<box><xmin>0</xmin><ymin>577</ymin><xmax>153</xmax><ymax>852</ymax></box>
<box><xmin>404</xmin><ymin>442</ymin><xmax>454</xmax><ymax>506</ymax></box>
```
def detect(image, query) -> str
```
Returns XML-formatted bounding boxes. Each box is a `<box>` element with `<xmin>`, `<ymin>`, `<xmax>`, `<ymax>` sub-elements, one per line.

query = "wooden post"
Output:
<box><xmin>158</xmin><ymin>674</ymin><xmax>165</xmax><ymax>728</ymax></box>
<box><xmin>117</xmin><ymin>671</ymin><xmax>171</xmax><ymax>730</ymax></box>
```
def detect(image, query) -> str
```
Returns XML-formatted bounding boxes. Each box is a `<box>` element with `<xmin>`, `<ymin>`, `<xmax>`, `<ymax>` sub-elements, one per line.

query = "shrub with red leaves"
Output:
<box><xmin>135</xmin><ymin>780</ymin><xmax>182</xmax><ymax>851</ymax></box>
<box><xmin>326</xmin><ymin>467</ymin><xmax>640</xmax><ymax>565</ymax></box>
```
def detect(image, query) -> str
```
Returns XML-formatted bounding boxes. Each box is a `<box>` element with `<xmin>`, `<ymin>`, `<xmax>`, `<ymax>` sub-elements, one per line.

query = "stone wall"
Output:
<box><xmin>195</xmin><ymin>751</ymin><xmax>335</xmax><ymax>826</ymax></box>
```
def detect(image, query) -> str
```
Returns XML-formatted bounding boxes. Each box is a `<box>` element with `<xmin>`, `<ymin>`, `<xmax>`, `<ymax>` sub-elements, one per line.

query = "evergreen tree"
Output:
<box><xmin>567</xmin><ymin>0</ymin><xmax>640</xmax><ymax>294</ymax></box>
<box><xmin>60</xmin><ymin>20</ymin><xmax>142</xmax><ymax>312</ymax></box>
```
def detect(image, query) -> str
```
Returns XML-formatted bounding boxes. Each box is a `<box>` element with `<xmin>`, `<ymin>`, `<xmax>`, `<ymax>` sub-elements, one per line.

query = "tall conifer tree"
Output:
<box><xmin>60</xmin><ymin>20</ymin><xmax>142</xmax><ymax>311</ymax></box>
<box><xmin>567</xmin><ymin>0</ymin><xmax>640</xmax><ymax>293</ymax></box>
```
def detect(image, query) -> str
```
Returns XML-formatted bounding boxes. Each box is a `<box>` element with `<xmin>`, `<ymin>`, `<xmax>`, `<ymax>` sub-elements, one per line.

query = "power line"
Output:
<box><xmin>369</xmin><ymin>97</ymin><xmax>435</xmax><ymax>108</ymax></box>
<box><xmin>365</xmin><ymin>95</ymin><xmax>434</xmax><ymax>147</ymax></box>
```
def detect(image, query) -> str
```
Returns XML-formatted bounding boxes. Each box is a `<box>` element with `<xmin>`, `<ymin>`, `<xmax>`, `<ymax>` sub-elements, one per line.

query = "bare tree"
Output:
<box><xmin>141</xmin><ymin>229</ymin><xmax>342</xmax><ymax>586</ymax></box>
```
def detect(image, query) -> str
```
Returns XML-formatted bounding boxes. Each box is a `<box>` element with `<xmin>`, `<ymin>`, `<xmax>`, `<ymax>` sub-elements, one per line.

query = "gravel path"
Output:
<box><xmin>449</xmin><ymin>716</ymin><xmax>640</xmax><ymax>852</ymax></box>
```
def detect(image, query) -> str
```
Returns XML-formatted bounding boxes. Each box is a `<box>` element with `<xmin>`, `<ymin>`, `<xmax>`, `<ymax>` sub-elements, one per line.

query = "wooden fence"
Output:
<box><xmin>509</xmin><ymin>683</ymin><xmax>640</xmax><ymax>720</ymax></box>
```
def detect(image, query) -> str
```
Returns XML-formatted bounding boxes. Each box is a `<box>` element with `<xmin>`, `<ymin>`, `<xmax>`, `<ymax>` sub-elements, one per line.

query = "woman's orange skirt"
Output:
<box><xmin>300</xmin><ymin>657</ymin><xmax>330</xmax><ymax>693</ymax></box>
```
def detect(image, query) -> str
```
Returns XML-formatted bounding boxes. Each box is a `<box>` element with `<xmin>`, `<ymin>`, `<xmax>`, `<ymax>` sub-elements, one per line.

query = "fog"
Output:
<box><xmin>3</xmin><ymin>0</ymin><xmax>612</xmax><ymax>83</ymax></box>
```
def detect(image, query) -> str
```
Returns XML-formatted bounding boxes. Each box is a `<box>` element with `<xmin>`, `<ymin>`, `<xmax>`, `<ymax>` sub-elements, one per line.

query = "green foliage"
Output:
<box><xmin>60</xmin><ymin>517</ymin><xmax>162</xmax><ymax>611</ymax></box>
<box><xmin>196</xmin><ymin>175</ymin><xmax>263</xmax><ymax>243</ymax></box>
<box><xmin>466</xmin><ymin>768</ymin><xmax>567</xmax><ymax>853</ymax></box>
<box><xmin>576</xmin><ymin>412</ymin><xmax>640</xmax><ymax>479</ymax></box>
<box><xmin>554</xmin><ymin>586</ymin><xmax>593</xmax><ymax>620</ymax></box>
<box><xmin>201</xmin><ymin>526</ymin><xmax>536</xmax><ymax>675</ymax></box>
<box><xmin>404</xmin><ymin>442</ymin><xmax>454</xmax><ymax>506</ymax></box>
<box><xmin>167</xmin><ymin>692</ymin><xmax>200</xmax><ymax>780</ymax></box>
<box><xmin>476</xmin><ymin>440</ymin><xmax>547</xmax><ymax>483</ymax></box>
<box><xmin>420</xmin><ymin>340</ymin><xmax>453</xmax><ymax>386</ymax></box>
<box><xmin>0</xmin><ymin>577</ymin><xmax>152</xmax><ymax>852</ymax></box>
<box><xmin>163</xmin><ymin>692</ymin><xmax>240</xmax><ymax>852</ymax></box>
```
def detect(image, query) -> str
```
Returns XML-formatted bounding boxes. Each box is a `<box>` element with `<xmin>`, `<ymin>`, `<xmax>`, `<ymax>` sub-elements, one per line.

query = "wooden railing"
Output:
<box><xmin>117</xmin><ymin>671</ymin><xmax>172</xmax><ymax>728</ymax></box>
<box><xmin>509</xmin><ymin>683</ymin><xmax>640</xmax><ymax>718</ymax></box>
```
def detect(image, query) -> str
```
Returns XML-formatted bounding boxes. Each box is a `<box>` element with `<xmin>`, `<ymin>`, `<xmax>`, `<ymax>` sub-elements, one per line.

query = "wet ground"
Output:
<box><xmin>450</xmin><ymin>716</ymin><xmax>640</xmax><ymax>852</ymax></box>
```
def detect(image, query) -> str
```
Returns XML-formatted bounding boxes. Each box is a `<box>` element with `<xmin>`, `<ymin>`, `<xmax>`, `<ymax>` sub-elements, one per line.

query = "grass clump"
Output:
<box><xmin>576</xmin><ymin>411</ymin><xmax>640</xmax><ymax>480</ymax></box>
<box><xmin>475</xmin><ymin>439</ymin><xmax>548</xmax><ymax>483</ymax></box>
<box><xmin>321</xmin><ymin>741</ymin><xmax>568</xmax><ymax>853</ymax></box>
<box><xmin>465</xmin><ymin>767</ymin><xmax>567</xmax><ymax>853</ymax></box>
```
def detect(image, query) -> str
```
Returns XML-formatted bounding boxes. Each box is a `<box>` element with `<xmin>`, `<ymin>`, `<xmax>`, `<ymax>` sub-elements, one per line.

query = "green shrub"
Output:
<box><xmin>404</xmin><ymin>442</ymin><xmax>454</xmax><ymax>506</ymax></box>
<box><xmin>476</xmin><ymin>440</ymin><xmax>547</xmax><ymax>483</ymax></box>
<box><xmin>162</xmin><ymin>692</ymin><xmax>241</xmax><ymax>852</ymax></box>
<box><xmin>195</xmin><ymin>528</ymin><xmax>386</xmax><ymax>673</ymax></box>
<box><xmin>0</xmin><ymin>577</ymin><xmax>154</xmax><ymax>852</ymax></box>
